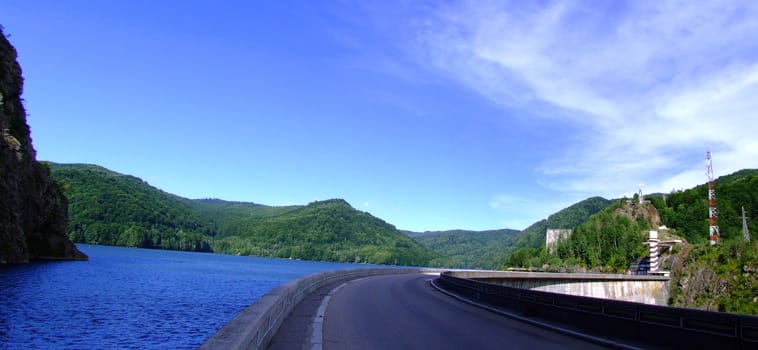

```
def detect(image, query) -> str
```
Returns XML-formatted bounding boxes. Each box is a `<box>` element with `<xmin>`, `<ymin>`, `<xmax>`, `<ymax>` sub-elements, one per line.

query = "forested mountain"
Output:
<box><xmin>506</xmin><ymin>169</ymin><xmax>758</xmax><ymax>314</ymax></box>
<box><xmin>669</xmin><ymin>239</ymin><xmax>758</xmax><ymax>314</ymax></box>
<box><xmin>653</xmin><ymin>169</ymin><xmax>758</xmax><ymax>244</ymax></box>
<box><xmin>656</xmin><ymin>169</ymin><xmax>758</xmax><ymax>315</ymax></box>
<box><xmin>50</xmin><ymin>160</ymin><xmax>758</xmax><ymax>279</ymax></box>
<box><xmin>512</xmin><ymin>196</ymin><xmax>614</xmax><ymax>251</ymax></box>
<box><xmin>405</xmin><ymin>229</ymin><xmax>520</xmax><ymax>269</ymax></box>
<box><xmin>49</xmin><ymin>163</ymin><xmax>441</xmax><ymax>266</ymax></box>
<box><xmin>500</xmin><ymin>197</ymin><xmax>614</xmax><ymax>269</ymax></box>
<box><xmin>209</xmin><ymin>199</ymin><xmax>442</xmax><ymax>265</ymax></box>
<box><xmin>405</xmin><ymin>197</ymin><xmax>612</xmax><ymax>269</ymax></box>
<box><xmin>551</xmin><ymin>200</ymin><xmax>657</xmax><ymax>272</ymax></box>
<box><xmin>50</xmin><ymin>163</ymin><xmax>215</xmax><ymax>251</ymax></box>
<box><xmin>510</xmin><ymin>170</ymin><xmax>758</xmax><ymax>272</ymax></box>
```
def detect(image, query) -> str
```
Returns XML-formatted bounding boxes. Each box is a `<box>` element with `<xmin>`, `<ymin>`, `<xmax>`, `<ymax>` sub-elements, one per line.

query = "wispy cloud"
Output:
<box><xmin>414</xmin><ymin>0</ymin><xmax>758</xmax><ymax>198</ymax></box>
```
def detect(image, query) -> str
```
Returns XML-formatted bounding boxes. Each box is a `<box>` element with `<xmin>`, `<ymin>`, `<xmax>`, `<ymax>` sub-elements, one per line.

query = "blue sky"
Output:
<box><xmin>2</xmin><ymin>1</ymin><xmax>757</xmax><ymax>232</ymax></box>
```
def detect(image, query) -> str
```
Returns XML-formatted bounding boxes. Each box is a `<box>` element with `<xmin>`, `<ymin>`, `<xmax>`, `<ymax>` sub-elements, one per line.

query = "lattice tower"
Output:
<box><xmin>706</xmin><ymin>151</ymin><xmax>719</xmax><ymax>245</ymax></box>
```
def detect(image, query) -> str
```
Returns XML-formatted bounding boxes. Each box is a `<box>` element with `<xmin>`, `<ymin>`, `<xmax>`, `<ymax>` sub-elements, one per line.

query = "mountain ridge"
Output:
<box><xmin>49</xmin><ymin>162</ymin><xmax>441</xmax><ymax>266</ymax></box>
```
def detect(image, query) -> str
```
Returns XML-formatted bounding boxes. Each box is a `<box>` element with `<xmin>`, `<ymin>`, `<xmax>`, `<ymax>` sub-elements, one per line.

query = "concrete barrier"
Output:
<box><xmin>448</xmin><ymin>270</ymin><xmax>670</xmax><ymax>305</ymax></box>
<box><xmin>199</xmin><ymin>268</ymin><xmax>426</xmax><ymax>350</ymax></box>
<box><xmin>437</xmin><ymin>271</ymin><xmax>758</xmax><ymax>349</ymax></box>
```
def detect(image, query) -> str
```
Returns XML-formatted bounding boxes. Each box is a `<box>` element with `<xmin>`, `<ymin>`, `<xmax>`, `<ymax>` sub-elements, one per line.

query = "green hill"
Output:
<box><xmin>404</xmin><ymin>197</ymin><xmax>612</xmax><ymax>269</ymax></box>
<box><xmin>48</xmin><ymin>163</ymin><xmax>440</xmax><ymax>266</ymax></box>
<box><xmin>512</xmin><ymin>196</ymin><xmax>614</xmax><ymax>251</ymax></box>
<box><xmin>521</xmin><ymin>169</ymin><xmax>758</xmax><ymax>315</ymax></box>
<box><xmin>655</xmin><ymin>169</ymin><xmax>758</xmax><ymax>244</ymax></box>
<box><xmin>551</xmin><ymin>200</ymin><xmax>657</xmax><ymax>272</ymax></box>
<box><xmin>206</xmin><ymin>198</ymin><xmax>441</xmax><ymax>265</ymax></box>
<box><xmin>657</xmin><ymin>169</ymin><xmax>758</xmax><ymax>315</ymax></box>
<box><xmin>511</xmin><ymin>170</ymin><xmax>758</xmax><ymax>273</ymax></box>
<box><xmin>50</xmin><ymin>163</ymin><xmax>214</xmax><ymax>251</ymax></box>
<box><xmin>503</xmin><ymin>196</ymin><xmax>614</xmax><ymax>269</ymax></box>
<box><xmin>669</xmin><ymin>239</ymin><xmax>758</xmax><ymax>314</ymax></box>
<box><xmin>405</xmin><ymin>229</ymin><xmax>520</xmax><ymax>269</ymax></box>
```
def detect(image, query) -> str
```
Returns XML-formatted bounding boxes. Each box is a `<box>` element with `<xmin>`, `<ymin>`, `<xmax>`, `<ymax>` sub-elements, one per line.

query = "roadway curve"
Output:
<box><xmin>323</xmin><ymin>273</ymin><xmax>607</xmax><ymax>350</ymax></box>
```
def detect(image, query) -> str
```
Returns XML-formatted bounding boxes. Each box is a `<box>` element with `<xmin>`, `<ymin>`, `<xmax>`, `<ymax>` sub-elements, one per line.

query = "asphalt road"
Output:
<box><xmin>322</xmin><ymin>273</ymin><xmax>609</xmax><ymax>350</ymax></box>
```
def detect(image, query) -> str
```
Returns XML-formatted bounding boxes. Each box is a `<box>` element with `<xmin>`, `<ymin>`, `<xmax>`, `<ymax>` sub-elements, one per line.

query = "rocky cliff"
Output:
<box><xmin>668</xmin><ymin>240</ymin><xmax>758</xmax><ymax>315</ymax></box>
<box><xmin>0</xmin><ymin>28</ymin><xmax>86</xmax><ymax>263</ymax></box>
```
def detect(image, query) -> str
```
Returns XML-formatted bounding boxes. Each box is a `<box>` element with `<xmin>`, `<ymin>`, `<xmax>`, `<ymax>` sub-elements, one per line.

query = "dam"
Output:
<box><xmin>451</xmin><ymin>270</ymin><xmax>670</xmax><ymax>305</ymax></box>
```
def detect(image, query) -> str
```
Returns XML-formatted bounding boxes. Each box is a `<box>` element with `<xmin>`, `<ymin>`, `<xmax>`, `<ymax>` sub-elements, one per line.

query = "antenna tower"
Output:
<box><xmin>706</xmin><ymin>151</ymin><xmax>719</xmax><ymax>245</ymax></box>
<box><xmin>743</xmin><ymin>206</ymin><xmax>750</xmax><ymax>242</ymax></box>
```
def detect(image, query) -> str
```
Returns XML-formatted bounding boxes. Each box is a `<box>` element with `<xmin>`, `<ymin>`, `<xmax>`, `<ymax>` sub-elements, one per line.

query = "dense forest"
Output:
<box><xmin>405</xmin><ymin>197</ymin><xmax>612</xmax><ymax>270</ymax></box>
<box><xmin>656</xmin><ymin>169</ymin><xmax>758</xmax><ymax>314</ymax></box>
<box><xmin>551</xmin><ymin>200</ymin><xmax>656</xmax><ymax>272</ymax></box>
<box><xmin>49</xmin><ymin>161</ymin><xmax>614</xmax><ymax>269</ymax></box>
<box><xmin>513</xmin><ymin>196</ymin><xmax>614</xmax><ymax>250</ymax></box>
<box><xmin>503</xmin><ymin>197</ymin><xmax>614</xmax><ymax>269</ymax></box>
<box><xmin>405</xmin><ymin>229</ymin><xmax>520</xmax><ymax>269</ymax></box>
<box><xmin>653</xmin><ymin>169</ymin><xmax>758</xmax><ymax>244</ymax></box>
<box><xmin>503</xmin><ymin>169</ymin><xmax>758</xmax><ymax>314</ymax></box>
<box><xmin>49</xmin><ymin>163</ymin><xmax>441</xmax><ymax>266</ymax></box>
<box><xmin>509</xmin><ymin>170</ymin><xmax>758</xmax><ymax>272</ymax></box>
<box><xmin>50</xmin><ymin>163</ymin><xmax>214</xmax><ymax>252</ymax></box>
<box><xmin>205</xmin><ymin>198</ymin><xmax>443</xmax><ymax>266</ymax></box>
<box><xmin>669</xmin><ymin>239</ymin><xmax>758</xmax><ymax>314</ymax></box>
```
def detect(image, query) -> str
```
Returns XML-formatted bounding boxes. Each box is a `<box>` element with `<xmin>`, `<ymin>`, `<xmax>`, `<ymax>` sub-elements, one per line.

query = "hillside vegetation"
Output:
<box><xmin>506</xmin><ymin>199</ymin><xmax>655</xmax><ymax>272</ymax></box>
<box><xmin>657</xmin><ymin>169</ymin><xmax>758</xmax><ymax>314</ymax></box>
<box><xmin>207</xmin><ymin>198</ymin><xmax>441</xmax><ymax>265</ymax></box>
<box><xmin>669</xmin><ymin>240</ymin><xmax>758</xmax><ymax>314</ymax></box>
<box><xmin>500</xmin><ymin>197</ymin><xmax>614</xmax><ymax>269</ymax></box>
<box><xmin>512</xmin><ymin>196</ymin><xmax>614</xmax><ymax>250</ymax></box>
<box><xmin>510</xmin><ymin>170</ymin><xmax>758</xmax><ymax>271</ymax></box>
<box><xmin>49</xmin><ymin>163</ymin><xmax>440</xmax><ymax>266</ymax></box>
<box><xmin>504</xmin><ymin>169</ymin><xmax>758</xmax><ymax>315</ymax></box>
<box><xmin>51</xmin><ymin>163</ymin><xmax>214</xmax><ymax>252</ymax></box>
<box><xmin>554</xmin><ymin>200</ymin><xmax>655</xmax><ymax>272</ymax></box>
<box><xmin>405</xmin><ymin>229</ymin><xmax>520</xmax><ymax>269</ymax></box>
<box><xmin>654</xmin><ymin>169</ymin><xmax>758</xmax><ymax>243</ymax></box>
<box><xmin>403</xmin><ymin>197</ymin><xmax>611</xmax><ymax>270</ymax></box>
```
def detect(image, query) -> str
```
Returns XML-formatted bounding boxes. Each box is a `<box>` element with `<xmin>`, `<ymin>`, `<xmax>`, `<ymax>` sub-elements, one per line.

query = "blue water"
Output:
<box><xmin>0</xmin><ymin>244</ymin><xmax>372</xmax><ymax>349</ymax></box>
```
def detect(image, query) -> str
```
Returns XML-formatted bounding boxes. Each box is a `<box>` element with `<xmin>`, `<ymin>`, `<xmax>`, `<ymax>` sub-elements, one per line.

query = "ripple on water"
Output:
<box><xmin>0</xmin><ymin>244</ymin><xmax>372</xmax><ymax>349</ymax></box>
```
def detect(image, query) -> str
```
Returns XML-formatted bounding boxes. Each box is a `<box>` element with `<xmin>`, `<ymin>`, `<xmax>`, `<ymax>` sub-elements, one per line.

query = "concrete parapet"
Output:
<box><xmin>445</xmin><ymin>270</ymin><xmax>669</xmax><ymax>305</ymax></box>
<box><xmin>199</xmin><ymin>267</ymin><xmax>429</xmax><ymax>350</ymax></box>
<box><xmin>445</xmin><ymin>270</ymin><xmax>669</xmax><ymax>281</ymax></box>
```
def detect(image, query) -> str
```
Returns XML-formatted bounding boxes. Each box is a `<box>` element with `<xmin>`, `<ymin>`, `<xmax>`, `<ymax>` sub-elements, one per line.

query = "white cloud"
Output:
<box><xmin>414</xmin><ymin>0</ymin><xmax>758</xmax><ymax>199</ymax></box>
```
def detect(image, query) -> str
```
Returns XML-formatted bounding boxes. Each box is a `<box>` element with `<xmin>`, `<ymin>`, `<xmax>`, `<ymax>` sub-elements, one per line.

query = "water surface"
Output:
<box><xmin>0</xmin><ymin>244</ymin><xmax>369</xmax><ymax>349</ymax></box>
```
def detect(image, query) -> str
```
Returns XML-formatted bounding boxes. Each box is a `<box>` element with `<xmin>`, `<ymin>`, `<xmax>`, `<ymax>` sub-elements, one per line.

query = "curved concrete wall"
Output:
<box><xmin>446</xmin><ymin>271</ymin><xmax>670</xmax><ymax>305</ymax></box>
<box><xmin>199</xmin><ymin>268</ymin><xmax>426</xmax><ymax>350</ymax></box>
<box><xmin>529</xmin><ymin>280</ymin><xmax>668</xmax><ymax>305</ymax></box>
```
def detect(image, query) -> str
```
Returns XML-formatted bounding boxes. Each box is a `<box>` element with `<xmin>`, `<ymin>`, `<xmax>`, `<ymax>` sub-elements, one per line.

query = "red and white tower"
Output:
<box><xmin>706</xmin><ymin>151</ymin><xmax>719</xmax><ymax>245</ymax></box>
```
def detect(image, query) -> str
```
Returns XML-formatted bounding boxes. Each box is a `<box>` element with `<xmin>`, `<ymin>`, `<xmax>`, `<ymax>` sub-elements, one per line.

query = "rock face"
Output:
<box><xmin>614</xmin><ymin>201</ymin><xmax>661</xmax><ymax>228</ymax></box>
<box><xmin>0</xmin><ymin>28</ymin><xmax>86</xmax><ymax>263</ymax></box>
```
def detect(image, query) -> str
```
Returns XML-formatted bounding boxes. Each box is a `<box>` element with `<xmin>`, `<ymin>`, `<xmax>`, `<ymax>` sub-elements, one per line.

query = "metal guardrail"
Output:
<box><xmin>437</xmin><ymin>272</ymin><xmax>758</xmax><ymax>349</ymax></box>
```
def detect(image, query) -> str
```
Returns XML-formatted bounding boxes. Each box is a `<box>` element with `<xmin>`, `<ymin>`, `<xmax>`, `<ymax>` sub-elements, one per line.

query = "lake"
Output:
<box><xmin>0</xmin><ymin>244</ymin><xmax>372</xmax><ymax>349</ymax></box>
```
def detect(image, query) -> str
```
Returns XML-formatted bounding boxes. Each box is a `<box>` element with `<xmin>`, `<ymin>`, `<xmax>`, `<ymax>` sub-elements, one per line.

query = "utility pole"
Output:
<box><xmin>706</xmin><ymin>151</ymin><xmax>719</xmax><ymax>245</ymax></box>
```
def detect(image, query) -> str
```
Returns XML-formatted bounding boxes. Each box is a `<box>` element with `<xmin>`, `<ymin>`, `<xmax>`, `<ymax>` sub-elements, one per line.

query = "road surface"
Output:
<box><xmin>322</xmin><ymin>273</ymin><xmax>608</xmax><ymax>350</ymax></box>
